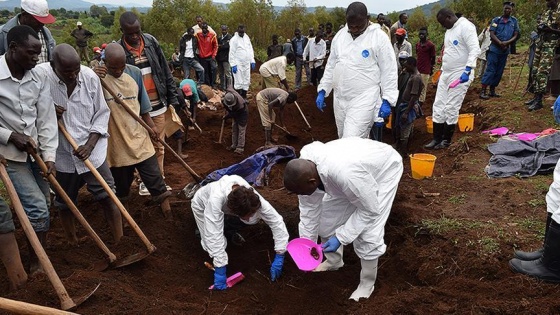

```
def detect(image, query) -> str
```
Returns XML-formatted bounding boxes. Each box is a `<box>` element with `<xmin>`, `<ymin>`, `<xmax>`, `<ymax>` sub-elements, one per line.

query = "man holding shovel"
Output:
<box><xmin>256</xmin><ymin>88</ymin><xmax>298</xmax><ymax>148</ymax></box>
<box><xmin>36</xmin><ymin>44</ymin><xmax>123</xmax><ymax>244</ymax></box>
<box><xmin>101</xmin><ymin>43</ymin><xmax>172</xmax><ymax>219</ymax></box>
<box><xmin>303</xmin><ymin>31</ymin><xmax>327</xmax><ymax>86</ymax></box>
<box><xmin>0</xmin><ymin>25</ymin><xmax>57</xmax><ymax>275</ymax></box>
<box><xmin>283</xmin><ymin>137</ymin><xmax>403</xmax><ymax>301</ymax></box>
<box><xmin>222</xmin><ymin>88</ymin><xmax>248</xmax><ymax>155</ymax></box>
<box><xmin>191</xmin><ymin>175</ymin><xmax>289</xmax><ymax>290</ymax></box>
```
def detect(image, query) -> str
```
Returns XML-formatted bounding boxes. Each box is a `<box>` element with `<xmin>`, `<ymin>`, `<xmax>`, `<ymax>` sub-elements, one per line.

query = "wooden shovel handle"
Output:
<box><xmin>218</xmin><ymin>119</ymin><xmax>225</xmax><ymax>144</ymax></box>
<box><xmin>0</xmin><ymin>164</ymin><xmax>77</xmax><ymax>311</ymax></box>
<box><xmin>294</xmin><ymin>101</ymin><xmax>311</xmax><ymax>130</ymax></box>
<box><xmin>100</xmin><ymin>79</ymin><xmax>203</xmax><ymax>182</ymax></box>
<box><xmin>57</xmin><ymin>122</ymin><xmax>156</xmax><ymax>254</ymax></box>
<box><xmin>0</xmin><ymin>296</ymin><xmax>79</xmax><ymax>315</ymax></box>
<box><xmin>28</xmin><ymin>150</ymin><xmax>117</xmax><ymax>263</ymax></box>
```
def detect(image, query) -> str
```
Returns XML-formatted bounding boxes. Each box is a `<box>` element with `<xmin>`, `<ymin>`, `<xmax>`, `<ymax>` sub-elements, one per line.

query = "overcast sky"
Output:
<box><xmin>90</xmin><ymin>0</ymin><xmax>438</xmax><ymax>14</ymax></box>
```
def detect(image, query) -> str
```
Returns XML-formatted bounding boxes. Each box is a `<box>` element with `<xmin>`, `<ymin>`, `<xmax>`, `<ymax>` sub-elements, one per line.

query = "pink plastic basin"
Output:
<box><xmin>286</xmin><ymin>238</ymin><xmax>323</xmax><ymax>271</ymax></box>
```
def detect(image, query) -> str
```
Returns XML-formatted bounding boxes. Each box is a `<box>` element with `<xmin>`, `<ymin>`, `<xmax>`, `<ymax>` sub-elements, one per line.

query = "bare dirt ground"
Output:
<box><xmin>2</xmin><ymin>53</ymin><xmax>560</xmax><ymax>314</ymax></box>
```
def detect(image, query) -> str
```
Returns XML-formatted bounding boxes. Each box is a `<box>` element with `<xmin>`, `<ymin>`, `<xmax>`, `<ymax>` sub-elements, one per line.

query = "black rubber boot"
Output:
<box><xmin>525</xmin><ymin>96</ymin><xmax>537</xmax><ymax>105</ymax></box>
<box><xmin>27</xmin><ymin>231</ymin><xmax>47</xmax><ymax>276</ymax></box>
<box><xmin>424</xmin><ymin>122</ymin><xmax>444</xmax><ymax>149</ymax></box>
<box><xmin>370</xmin><ymin>125</ymin><xmax>383</xmax><ymax>142</ymax></box>
<box><xmin>509</xmin><ymin>219</ymin><xmax>560</xmax><ymax>283</ymax></box>
<box><xmin>480</xmin><ymin>87</ymin><xmax>490</xmax><ymax>100</ymax></box>
<box><xmin>528</xmin><ymin>93</ymin><xmax>543</xmax><ymax>111</ymax></box>
<box><xmin>434</xmin><ymin>123</ymin><xmax>455</xmax><ymax>149</ymax></box>
<box><xmin>489</xmin><ymin>86</ymin><xmax>501</xmax><ymax>97</ymax></box>
<box><xmin>514</xmin><ymin>213</ymin><xmax>552</xmax><ymax>261</ymax></box>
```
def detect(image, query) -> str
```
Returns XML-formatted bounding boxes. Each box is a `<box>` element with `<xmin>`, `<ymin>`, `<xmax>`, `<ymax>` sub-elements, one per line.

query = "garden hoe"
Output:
<box><xmin>57</xmin><ymin>122</ymin><xmax>156</xmax><ymax>269</ymax></box>
<box><xmin>0</xmin><ymin>163</ymin><xmax>99</xmax><ymax>311</ymax></box>
<box><xmin>100</xmin><ymin>79</ymin><xmax>204</xmax><ymax>200</ymax></box>
<box><xmin>0</xmin><ymin>296</ymin><xmax>80</xmax><ymax>315</ymax></box>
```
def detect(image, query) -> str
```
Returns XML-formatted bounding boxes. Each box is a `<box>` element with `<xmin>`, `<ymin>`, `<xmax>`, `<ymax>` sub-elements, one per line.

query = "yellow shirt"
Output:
<box><xmin>102</xmin><ymin>72</ymin><xmax>155</xmax><ymax>167</ymax></box>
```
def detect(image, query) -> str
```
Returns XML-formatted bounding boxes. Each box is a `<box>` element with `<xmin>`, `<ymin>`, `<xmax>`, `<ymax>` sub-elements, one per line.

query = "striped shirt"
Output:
<box><xmin>37</xmin><ymin>30</ymin><xmax>48</xmax><ymax>64</ymax></box>
<box><xmin>124</xmin><ymin>38</ymin><xmax>165</xmax><ymax>117</ymax></box>
<box><xmin>36</xmin><ymin>63</ymin><xmax>110</xmax><ymax>174</ymax></box>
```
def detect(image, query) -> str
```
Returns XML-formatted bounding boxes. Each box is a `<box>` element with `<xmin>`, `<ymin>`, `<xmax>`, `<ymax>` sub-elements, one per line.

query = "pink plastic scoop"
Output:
<box><xmin>208</xmin><ymin>272</ymin><xmax>245</xmax><ymax>290</ymax></box>
<box><xmin>286</xmin><ymin>238</ymin><xmax>323</xmax><ymax>271</ymax></box>
<box><xmin>449</xmin><ymin>79</ymin><xmax>461</xmax><ymax>88</ymax></box>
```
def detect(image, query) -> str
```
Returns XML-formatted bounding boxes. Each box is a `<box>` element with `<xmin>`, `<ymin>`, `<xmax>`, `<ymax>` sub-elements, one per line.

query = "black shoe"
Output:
<box><xmin>489</xmin><ymin>88</ymin><xmax>500</xmax><ymax>97</ymax></box>
<box><xmin>424</xmin><ymin>139</ymin><xmax>440</xmax><ymax>149</ymax></box>
<box><xmin>434</xmin><ymin>140</ymin><xmax>450</xmax><ymax>149</ymax></box>
<box><xmin>524</xmin><ymin>98</ymin><xmax>536</xmax><ymax>106</ymax></box>
<box><xmin>480</xmin><ymin>91</ymin><xmax>490</xmax><ymax>100</ymax></box>
<box><xmin>528</xmin><ymin>102</ymin><xmax>543</xmax><ymax>111</ymax></box>
<box><xmin>509</xmin><ymin>219</ymin><xmax>560</xmax><ymax>283</ymax></box>
<box><xmin>514</xmin><ymin>213</ymin><xmax>551</xmax><ymax>261</ymax></box>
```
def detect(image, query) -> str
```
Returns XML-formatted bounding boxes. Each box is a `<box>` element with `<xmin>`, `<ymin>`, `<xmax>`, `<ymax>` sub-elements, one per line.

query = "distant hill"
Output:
<box><xmin>402</xmin><ymin>0</ymin><xmax>450</xmax><ymax>16</ymax></box>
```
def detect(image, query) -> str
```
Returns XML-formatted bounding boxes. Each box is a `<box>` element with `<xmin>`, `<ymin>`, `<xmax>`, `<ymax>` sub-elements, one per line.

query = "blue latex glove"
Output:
<box><xmin>321</xmin><ymin>236</ymin><xmax>341</xmax><ymax>252</ymax></box>
<box><xmin>251</xmin><ymin>62</ymin><xmax>256</xmax><ymax>70</ymax></box>
<box><xmin>378</xmin><ymin>99</ymin><xmax>391</xmax><ymax>119</ymax></box>
<box><xmin>374</xmin><ymin>121</ymin><xmax>385</xmax><ymax>127</ymax></box>
<box><xmin>459</xmin><ymin>66</ymin><xmax>472</xmax><ymax>83</ymax></box>
<box><xmin>232</xmin><ymin>65</ymin><xmax>238</xmax><ymax>74</ymax></box>
<box><xmin>213</xmin><ymin>266</ymin><xmax>227</xmax><ymax>290</ymax></box>
<box><xmin>270</xmin><ymin>254</ymin><xmax>285</xmax><ymax>281</ymax></box>
<box><xmin>316</xmin><ymin>90</ymin><xmax>326</xmax><ymax>112</ymax></box>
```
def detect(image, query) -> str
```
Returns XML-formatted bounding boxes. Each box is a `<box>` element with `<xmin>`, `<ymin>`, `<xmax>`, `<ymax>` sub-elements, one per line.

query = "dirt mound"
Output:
<box><xmin>2</xmin><ymin>65</ymin><xmax>560</xmax><ymax>314</ymax></box>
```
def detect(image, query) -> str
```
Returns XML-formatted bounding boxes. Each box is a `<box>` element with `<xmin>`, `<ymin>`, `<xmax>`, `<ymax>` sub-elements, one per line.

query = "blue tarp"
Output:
<box><xmin>200</xmin><ymin>145</ymin><xmax>297</xmax><ymax>186</ymax></box>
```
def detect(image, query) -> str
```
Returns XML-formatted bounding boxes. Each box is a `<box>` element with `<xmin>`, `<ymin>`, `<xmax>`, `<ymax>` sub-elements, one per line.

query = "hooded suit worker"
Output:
<box><xmin>283</xmin><ymin>137</ymin><xmax>403</xmax><ymax>301</ymax></box>
<box><xmin>424</xmin><ymin>8</ymin><xmax>480</xmax><ymax>150</ymax></box>
<box><xmin>229</xmin><ymin>24</ymin><xmax>255</xmax><ymax>99</ymax></box>
<box><xmin>191</xmin><ymin>175</ymin><xmax>289</xmax><ymax>290</ymax></box>
<box><xmin>316</xmin><ymin>2</ymin><xmax>398</xmax><ymax>140</ymax></box>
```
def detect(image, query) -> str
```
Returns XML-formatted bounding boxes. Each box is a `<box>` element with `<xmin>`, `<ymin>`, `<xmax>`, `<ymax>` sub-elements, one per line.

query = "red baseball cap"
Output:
<box><xmin>21</xmin><ymin>0</ymin><xmax>56</xmax><ymax>24</ymax></box>
<box><xmin>395</xmin><ymin>28</ymin><xmax>407</xmax><ymax>36</ymax></box>
<box><xmin>182</xmin><ymin>84</ymin><xmax>193</xmax><ymax>97</ymax></box>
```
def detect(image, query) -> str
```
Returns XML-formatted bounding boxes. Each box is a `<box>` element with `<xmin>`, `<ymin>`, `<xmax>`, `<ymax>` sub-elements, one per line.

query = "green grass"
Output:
<box><xmin>527</xmin><ymin>198</ymin><xmax>545</xmax><ymax>208</ymax></box>
<box><xmin>448</xmin><ymin>194</ymin><xmax>467</xmax><ymax>205</ymax></box>
<box><xmin>479</xmin><ymin>237</ymin><xmax>500</xmax><ymax>254</ymax></box>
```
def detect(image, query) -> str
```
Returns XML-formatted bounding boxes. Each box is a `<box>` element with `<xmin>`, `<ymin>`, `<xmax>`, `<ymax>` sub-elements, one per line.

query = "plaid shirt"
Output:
<box><xmin>37</xmin><ymin>30</ymin><xmax>48</xmax><ymax>64</ymax></box>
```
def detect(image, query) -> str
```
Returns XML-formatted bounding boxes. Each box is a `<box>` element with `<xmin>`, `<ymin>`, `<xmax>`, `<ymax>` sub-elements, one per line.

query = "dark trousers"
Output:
<box><xmin>481</xmin><ymin>51</ymin><xmax>508</xmax><ymax>87</ymax></box>
<box><xmin>311</xmin><ymin>67</ymin><xmax>324</xmax><ymax>86</ymax></box>
<box><xmin>199</xmin><ymin>57</ymin><xmax>217</xmax><ymax>87</ymax></box>
<box><xmin>110</xmin><ymin>154</ymin><xmax>167</xmax><ymax>199</ymax></box>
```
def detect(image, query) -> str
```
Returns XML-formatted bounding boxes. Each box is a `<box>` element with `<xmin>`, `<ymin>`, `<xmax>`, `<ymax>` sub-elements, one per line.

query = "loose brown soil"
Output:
<box><xmin>2</xmin><ymin>53</ymin><xmax>560</xmax><ymax>314</ymax></box>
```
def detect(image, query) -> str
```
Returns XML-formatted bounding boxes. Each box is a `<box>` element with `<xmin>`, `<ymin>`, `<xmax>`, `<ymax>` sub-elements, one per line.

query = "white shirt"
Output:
<box><xmin>0</xmin><ymin>56</ymin><xmax>57</xmax><ymax>163</ymax></box>
<box><xmin>36</xmin><ymin>64</ymin><xmax>110</xmax><ymax>174</ymax></box>
<box><xmin>259</xmin><ymin>56</ymin><xmax>288</xmax><ymax>80</ymax></box>
<box><xmin>303</xmin><ymin>39</ymin><xmax>327</xmax><ymax>68</ymax></box>
<box><xmin>229</xmin><ymin>32</ymin><xmax>255</xmax><ymax>67</ymax></box>
<box><xmin>441</xmin><ymin>17</ymin><xmax>481</xmax><ymax>72</ymax></box>
<box><xmin>184</xmin><ymin>39</ymin><xmax>194</xmax><ymax>58</ymax></box>
<box><xmin>192</xmin><ymin>24</ymin><xmax>216</xmax><ymax>35</ymax></box>
<box><xmin>478</xmin><ymin>27</ymin><xmax>491</xmax><ymax>59</ymax></box>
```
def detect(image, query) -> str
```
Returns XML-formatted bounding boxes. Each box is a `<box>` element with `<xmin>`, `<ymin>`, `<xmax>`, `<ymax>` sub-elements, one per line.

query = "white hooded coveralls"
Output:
<box><xmin>546</xmin><ymin>162</ymin><xmax>560</xmax><ymax>225</ymax></box>
<box><xmin>297</xmin><ymin>138</ymin><xmax>403</xmax><ymax>260</ymax></box>
<box><xmin>318</xmin><ymin>23</ymin><xmax>398</xmax><ymax>139</ymax></box>
<box><xmin>229</xmin><ymin>32</ymin><xmax>255</xmax><ymax>91</ymax></box>
<box><xmin>191</xmin><ymin>175</ymin><xmax>289</xmax><ymax>268</ymax></box>
<box><xmin>433</xmin><ymin>17</ymin><xmax>480</xmax><ymax>125</ymax></box>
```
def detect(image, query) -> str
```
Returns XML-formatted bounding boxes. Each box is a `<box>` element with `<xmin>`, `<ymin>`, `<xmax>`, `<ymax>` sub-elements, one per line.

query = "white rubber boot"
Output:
<box><xmin>314</xmin><ymin>239</ymin><xmax>344</xmax><ymax>272</ymax></box>
<box><xmin>349</xmin><ymin>258</ymin><xmax>378</xmax><ymax>301</ymax></box>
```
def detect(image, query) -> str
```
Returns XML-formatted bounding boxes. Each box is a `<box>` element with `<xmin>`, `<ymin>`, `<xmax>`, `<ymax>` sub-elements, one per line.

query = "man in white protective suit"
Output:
<box><xmin>315</xmin><ymin>2</ymin><xmax>398</xmax><ymax>141</ymax></box>
<box><xmin>509</xmin><ymin>161</ymin><xmax>560</xmax><ymax>282</ymax></box>
<box><xmin>228</xmin><ymin>24</ymin><xmax>255</xmax><ymax>99</ymax></box>
<box><xmin>424</xmin><ymin>8</ymin><xmax>480</xmax><ymax>150</ymax></box>
<box><xmin>283</xmin><ymin>137</ymin><xmax>403</xmax><ymax>301</ymax></box>
<box><xmin>191</xmin><ymin>175</ymin><xmax>289</xmax><ymax>290</ymax></box>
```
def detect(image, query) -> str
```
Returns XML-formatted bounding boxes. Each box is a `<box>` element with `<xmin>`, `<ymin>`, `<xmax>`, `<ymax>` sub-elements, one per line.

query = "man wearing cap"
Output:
<box><xmin>259</xmin><ymin>53</ymin><xmax>296</xmax><ymax>91</ymax></box>
<box><xmin>217</xmin><ymin>25</ymin><xmax>232</xmax><ymax>90</ymax></box>
<box><xmin>229</xmin><ymin>24</ymin><xmax>255</xmax><ymax>98</ymax></box>
<box><xmin>221</xmin><ymin>88</ymin><xmax>248</xmax><ymax>155</ymax></box>
<box><xmin>90</xmin><ymin>47</ymin><xmax>102</xmax><ymax>68</ymax></box>
<box><xmin>118</xmin><ymin>11</ymin><xmax>179</xmax><ymax>184</ymax></box>
<box><xmin>393</xmin><ymin>28</ymin><xmax>412</xmax><ymax>70</ymax></box>
<box><xmin>256</xmin><ymin>88</ymin><xmax>298</xmax><ymax>148</ymax></box>
<box><xmin>523</xmin><ymin>0</ymin><xmax>560</xmax><ymax>111</ymax></box>
<box><xmin>425</xmin><ymin>8</ymin><xmax>480</xmax><ymax>150</ymax></box>
<box><xmin>179</xmin><ymin>78</ymin><xmax>202</xmax><ymax>132</ymax></box>
<box><xmin>0</xmin><ymin>0</ymin><xmax>56</xmax><ymax>63</ymax></box>
<box><xmin>479</xmin><ymin>2</ymin><xmax>519</xmax><ymax>100</ymax></box>
<box><xmin>71</xmin><ymin>21</ymin><xmax>94</xmax><ymax>63</ymax></box>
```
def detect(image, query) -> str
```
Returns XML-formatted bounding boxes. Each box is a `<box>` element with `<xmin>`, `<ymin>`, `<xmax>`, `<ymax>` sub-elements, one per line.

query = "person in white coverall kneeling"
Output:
<box><xmin>424</xmin><ymin>8</ymin><xmax>480</xmax><ymax>150</ymax></box>
<box><xmin>509</xmin><ymin>161</ymin><xmax>560</xmax><ymax>282</ymax></box>
<box><xmin>191</xmin><ymin>175</ymin><xmax>289</xmax><ymax>290</ymax></box>
<box><xmin>315</xmin><ymin>1</ymin><xmax>398</xmax><ymax>141</ymax></box>
<box><xmin>283</xmin><ymin>137</ymin><xmax>403</xmax><ymax>301</ymax></box>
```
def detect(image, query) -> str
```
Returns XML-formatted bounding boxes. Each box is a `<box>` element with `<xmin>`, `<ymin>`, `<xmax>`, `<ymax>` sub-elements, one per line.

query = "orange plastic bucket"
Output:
<box><xmin>458</xmin><ymin>113</ymin><xmax>474</xmax><ymax>132</ymax></box>
<box><xmin>409</xmin><ymin>154</ymin><xmax>437</xmax><ymax>180</ymax></box>
<box><xmin>425</xmin><ymin>116</ymin><xmax>433</xmax><ymax>134</ymax></box>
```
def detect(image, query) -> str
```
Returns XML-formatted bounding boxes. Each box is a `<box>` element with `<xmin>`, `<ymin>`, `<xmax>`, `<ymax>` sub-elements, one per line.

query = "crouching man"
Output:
<box><xmin>283</xmin><ymin>137</ymin><xmax>403</xmax><ymax>301</ymax></box>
